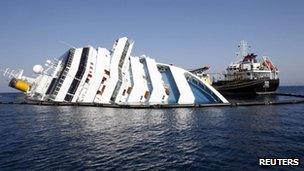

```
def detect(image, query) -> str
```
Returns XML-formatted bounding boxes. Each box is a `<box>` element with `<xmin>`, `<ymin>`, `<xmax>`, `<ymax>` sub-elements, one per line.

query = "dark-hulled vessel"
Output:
<box><xmin>212</xmin><ymin>40</ymin><xmax>279</xmax><ymax>94</ymax></box>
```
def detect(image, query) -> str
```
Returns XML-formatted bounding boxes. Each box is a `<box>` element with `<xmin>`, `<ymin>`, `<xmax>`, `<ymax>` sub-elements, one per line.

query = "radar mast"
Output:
<box><xmin>235</xmin><ymin>40</ymin><xmax>251</xmax><ymax>62</ymax></box>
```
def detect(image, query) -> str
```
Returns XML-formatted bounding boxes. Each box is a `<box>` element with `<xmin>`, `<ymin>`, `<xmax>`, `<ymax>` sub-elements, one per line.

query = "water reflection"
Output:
<box><xmin>171</xmin><ymin>108</ymin><xmax>194</xmax><ymax>131</ymax></box>
<box><xmin>1</xmin><ymin>89</ymin><xmax>304</xmax><ymax>170</ymax></box>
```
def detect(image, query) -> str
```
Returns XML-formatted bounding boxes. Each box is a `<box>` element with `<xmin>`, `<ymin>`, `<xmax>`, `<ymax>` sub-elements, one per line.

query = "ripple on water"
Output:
<box><xmin>0</xmin><ymin>88</ymin><xmax>304</xmax><ymax>170</ymax></box>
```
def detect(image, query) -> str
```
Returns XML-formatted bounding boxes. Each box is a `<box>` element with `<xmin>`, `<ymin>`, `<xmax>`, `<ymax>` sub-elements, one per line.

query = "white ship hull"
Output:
<box><xmin>6</xmin><ymin>37</ymin><xmax>228</xmax><ymax>106</ymax></box>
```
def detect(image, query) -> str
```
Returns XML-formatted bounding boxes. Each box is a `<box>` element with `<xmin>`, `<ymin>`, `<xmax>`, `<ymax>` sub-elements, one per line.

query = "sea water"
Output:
<box><xmin>0</xmin><ymin>86</ymin><xmax>303</xmax><ymax>170</ymax></box>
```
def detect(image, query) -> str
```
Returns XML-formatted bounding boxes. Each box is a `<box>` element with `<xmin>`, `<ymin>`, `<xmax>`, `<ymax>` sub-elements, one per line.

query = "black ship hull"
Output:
<box><xmin>212</xmin><ymin>78</ymin><xmax>280</xmax><ymax>95</ymax></box>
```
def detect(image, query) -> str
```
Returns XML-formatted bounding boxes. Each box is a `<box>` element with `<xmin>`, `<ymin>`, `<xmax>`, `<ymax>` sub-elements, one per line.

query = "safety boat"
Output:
<box><xmin>2</xmin><ymin>37</ymin><xmax>228</xmax><ymax>105</ymax></box>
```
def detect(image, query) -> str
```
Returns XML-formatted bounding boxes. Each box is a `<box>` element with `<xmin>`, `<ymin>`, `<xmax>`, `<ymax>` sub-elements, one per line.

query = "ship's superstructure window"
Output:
<box><xmin>185</xmin><ymin>73</ymin><xmax>221</xmax><ymax>103</ymax></box>
<box><xmin>104</xmin><ymin>70</ymin><xmax>110</xmax><ymax>76</ymax></box>
<box><xmin>45</xmin><ymin>78</ymin><xmax>57</xmax><ymax>95</ymax></box>
<box><xmin>64</xmin><ymin>47</ymin><xmax>89</xmax><ymax>102</ymax></box>
<box><xmin>110</xmin><ymin>41</ymin><xmax>130</xmax><ymax>102</ymax></box>
<box><xmin>158</xmin><ymin>66</ymin><xmax>179</xmax><ymax>103</ymax></box>
<box><xmin>75</xmin><ymin>48</ymin><xmax>89</xmax><ymax>80</ymax></box>
<box><xmin>67</xmin><ymin>79</ymin><xmax>80</xmax><ymax>95</ymax></box>
<box><xmin>64</xmin><ymin>94</ymin><xmax>73</xmax><ymax>102</ymax></box>
<box><xmin>118</xmin><ymin>41</ymin><xmax>130</xmax><ymax>68</ymax></box>
<box><xmin>110</xmin><ymin>81</ymin><xmax>122</xmax><ymax>101</ymax></box>
<box><xmin>101</xmin><ymin>77</ymin><xmax>107</xmax><ymax>84</ymax></box>
<box><xmin>140</xmin><ymin>58</ymin><xmax>153</xmax><ymax>94</ymax></box>
<box><xmin>49</xmin><ymin>48</ymin><xmax>75</xmax><ymax>100</ymax></box>
<box><xmin>127</xmin><ymin>87</ymin><xmax>132</xmax><ymax>94</ymax></box>
<box><xmin>125</xmin><ymin>63</ymin><xmax>134</xmax><ymax>96</ymax></box>
<box><xmin>97</xmin><ymin>85</ymin><xmax>106</xmax><ymax>95</ymax></box>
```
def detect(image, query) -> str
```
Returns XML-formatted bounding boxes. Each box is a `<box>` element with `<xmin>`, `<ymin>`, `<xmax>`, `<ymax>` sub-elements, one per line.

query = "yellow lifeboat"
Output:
<box><xmin>9</xmin><ymin>78</ymin><xmax>31</xmax><ymax>92</ymax></box>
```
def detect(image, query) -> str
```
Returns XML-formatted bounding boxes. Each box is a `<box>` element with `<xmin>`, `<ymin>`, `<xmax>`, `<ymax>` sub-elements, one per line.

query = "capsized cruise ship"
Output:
<box><xmin>3</xmin><ymin>37</ymin><xmax>228</xmax><ymax>105</ymax></box>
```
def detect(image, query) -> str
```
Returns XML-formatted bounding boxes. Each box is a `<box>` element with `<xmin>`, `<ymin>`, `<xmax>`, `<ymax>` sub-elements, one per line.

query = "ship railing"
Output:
<box><xmin>1</xmin><ymin>68</ymin><xmax>24</xmax><ymax>80</ymax></box>
<box><xmin>208</xmin><ymin>73</ymin><xmax>226</xmax><ymax>82</ymax></box>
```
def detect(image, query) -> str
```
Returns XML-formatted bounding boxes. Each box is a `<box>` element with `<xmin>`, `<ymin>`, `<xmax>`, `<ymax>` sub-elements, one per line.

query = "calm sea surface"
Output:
<box><xmin>0</xmin><ymin>86</ymin><xmax>303</xmax><ymax>170</ymax></box>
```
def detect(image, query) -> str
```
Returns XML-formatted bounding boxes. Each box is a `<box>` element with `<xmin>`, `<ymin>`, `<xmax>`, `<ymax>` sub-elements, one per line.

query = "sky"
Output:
<box><xmin>0</xmin><ymin>0</ymin><xmax>304</xmax><ymax>92</ymax></box>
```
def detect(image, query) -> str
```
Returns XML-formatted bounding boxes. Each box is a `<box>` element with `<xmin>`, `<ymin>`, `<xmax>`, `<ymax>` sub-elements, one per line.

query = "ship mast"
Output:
<box><xmin>235</xmin><ymin>40</ymin><xmax>250</xmax><ymax>62</ymax></box>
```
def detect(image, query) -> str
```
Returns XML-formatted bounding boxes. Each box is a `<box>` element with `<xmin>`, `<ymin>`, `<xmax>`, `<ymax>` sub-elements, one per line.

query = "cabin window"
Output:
<box><xmin>127</xmin><ymin>87</ymin><xmax>132</xmax><ymax>94</ymax></box>
<box><xmin>144</xmin><ymin>91</ymin><xmax>150</xmax><ymax>99</ymax></box>
<box><xmin>165</xmin><ymin>87</ymin><xmax>170</xmax><ymax>95</ymax></box>
<box><xmin>63</xmin><ymin>71</ymin><xmax>68</xmax><ymax>75</ymax></box>
<box><xmin>75</xmin><ymin>49</ymin><xmax>89</xmax><ymax>79</ymax></box>
<box><xmin>97</xmin><ymin>85</ymin><xmax>106</xmax><ymax>95</ymax></box>
<box><xmin>68</xmin><ymin>79</ymin><xmax>80</xmax><ymax>95</ymax></box>
<box><xmin>101</xmin><ymin>77</ymin><xmax>107</xmax><ymax>84</ymax></box>
<box><xmin>104</xmin><ymin>70</ymin><xmax>110</xmax><ymax>75</ymax></box>
<box><xmin>64</xmin><ymin>94</ymin><xmax>73</xmax><ymax>102</ymax></box>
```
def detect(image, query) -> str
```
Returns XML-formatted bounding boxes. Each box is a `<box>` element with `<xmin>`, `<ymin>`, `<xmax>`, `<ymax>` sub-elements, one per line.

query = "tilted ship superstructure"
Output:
<box><xmin>4</xmin><ymin>37</ymin><xmax>228</xmax><ymax>105</ymax></box>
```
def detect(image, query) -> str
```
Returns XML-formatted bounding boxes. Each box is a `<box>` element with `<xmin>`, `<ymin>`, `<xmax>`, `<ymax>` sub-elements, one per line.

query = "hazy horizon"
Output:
<box><xmin>1</xmin><ymin>0</ymin><xmax>304</xmax><ymax>92</ymax></box>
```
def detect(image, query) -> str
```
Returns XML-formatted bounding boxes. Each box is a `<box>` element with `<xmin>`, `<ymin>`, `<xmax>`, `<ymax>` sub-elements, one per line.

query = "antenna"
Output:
<box><xmin>59</xmin><ymin>40</ymin><xmax>76</xmax><ymax>49</ymax></box>
<box><xmin>235</xmin><ymin>40</ymin><xmax>250</xmax><ymax>62</ymax></box>
<box><xmin>1</xmin><ymin>68</ymin><xmax>24</xmax><ymax>80</ymax></box>
<box><xmin>239</xmin><ymin>40</ymin><xmax>250</xmax><ymax>57</ymax></box>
